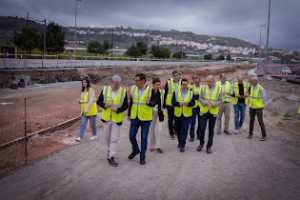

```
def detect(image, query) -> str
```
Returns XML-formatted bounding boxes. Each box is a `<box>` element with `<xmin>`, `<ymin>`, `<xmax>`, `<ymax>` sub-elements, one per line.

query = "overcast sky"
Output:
<box><xmin>1</xmin><ymin>0</ymin><xmax>299</xmax><ymax>50</ymax></box>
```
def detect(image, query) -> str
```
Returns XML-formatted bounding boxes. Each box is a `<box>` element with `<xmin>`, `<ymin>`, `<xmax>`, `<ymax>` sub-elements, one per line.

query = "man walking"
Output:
<box><xmin>97</xmin><ymin>75</ymin><xmax>128</xmax><ymax>167</ymax></box>
<box><xmin>189</xmin><ymin>75</ymin><xmax>201</xmax><ymax>141</ymax></box>
<box><xmin>248</xmin><ymin>76</ymin><xmax>267</xmax><ymax>141</ymax></box>
<box><xmin>172</xmin><ymin>78</ymin><xmax>195</xmax><ymax>152</ymax></box>
<box><xmin>197</xmin><ymin>75</ymin><xmax>221</xmax><ymax>154</ymax></box>
<box><xmin>232</xmin><ymin>75</ymin><xmax>249</xmax><ymax>134</ymax></box>
<box><xmin>128</xmin><ymin>73</ymin><xmax>156</xmax><ymax>165</ymax></box>
<box><xmin>216</xmin><ymin>74</ymin><xmax>232</xmax><ymax>135</ymax></box>
<box><xmin>163</xmin><ymin>70</ymin><xmax>182</xmax><ymax>139</ymax></box>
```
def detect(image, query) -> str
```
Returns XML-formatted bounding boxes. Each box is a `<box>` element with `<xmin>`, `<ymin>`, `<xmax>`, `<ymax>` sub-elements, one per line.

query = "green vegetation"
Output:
<box><xmin>151</xmin><ymin>45</ymin><xmax>170</xmax><ymax>59</ymax></box>
<box><xmin>126</xmin><ymin>41</ymin><xmax>148</xmax><ymax>57</ymax></box>
<box><xmin>87</xmin><ymin>40</ymin><xmax>112</xmax><ymax>54</ymax></box>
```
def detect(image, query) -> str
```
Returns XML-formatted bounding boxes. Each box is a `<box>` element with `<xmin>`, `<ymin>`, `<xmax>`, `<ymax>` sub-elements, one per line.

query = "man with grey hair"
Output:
<box><xmin>97</xmin><ymin>75</ymin><xmax>128</xmax><ymax>167</ymax></box>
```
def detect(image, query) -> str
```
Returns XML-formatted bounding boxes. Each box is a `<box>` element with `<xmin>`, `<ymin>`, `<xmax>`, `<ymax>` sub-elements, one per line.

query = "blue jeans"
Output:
<box><xmin>79</xmin><ymin>115</ymin><xmax>97</xmax><ymax>138</ymax></box>
<box><xmin>129</xmin><ymin>119</ymin><xmax>151</xmax><ymax>160</ymax></box>
<box><xmin>189</xmin><ymin>108</ymin><xmax>200</xmax><ymax>139</ymax></box>
<box><xmin>175</xmin><ymin>116</ymin><xmax>190</xmax><ymax>148</ymax></box>
<box><xmin>234</xmin><ymin>103</ymin><xmax>246</xmax><ymax>130</ymax></box>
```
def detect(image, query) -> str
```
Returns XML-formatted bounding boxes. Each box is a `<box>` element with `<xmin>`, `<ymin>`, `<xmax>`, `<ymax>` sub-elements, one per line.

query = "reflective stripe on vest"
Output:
<box><xmin>249</xmin><ymin>84</ymin><xmax>264</xmax><ymax>109</ymax></box>
<box><xmin>130</xmin><ymin>85</ymin><xmax>153</xmax><ymax>121</ymax></box>
<box><xmin>80</xmin><ymin>88</ymin><xmax>98</xmax><ymax>116</ymax></box>
<box><xmin>201</xmin><ymin>85</ymin><xmax>221</xmax><ymax>115</ymax></box>
<box><xmin>174</xmin><ymin>89</ymin><xmax>193</xmax><ymax>117</ymax></box>
<box><xmin>165</xmin><ymin>79</ymin><xmax>181</xmax><ymax>106</ymax></box>
<box><xmin>101</xmin><ymin>86</ymin><xmax>126</xmax><ymax>123</ymax></box>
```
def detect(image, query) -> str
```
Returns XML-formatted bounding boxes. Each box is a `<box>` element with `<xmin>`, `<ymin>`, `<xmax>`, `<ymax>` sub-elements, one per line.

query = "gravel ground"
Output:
<box><xmin>0</xmin><ymin>111</ymin><xmax>299</xmax><ymax>200</ymax></box>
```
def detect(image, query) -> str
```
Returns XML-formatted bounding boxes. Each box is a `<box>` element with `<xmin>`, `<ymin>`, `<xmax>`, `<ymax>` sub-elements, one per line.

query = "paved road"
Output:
<box><xmin>0</xmin><ymin>113</ymin><xmax>300</xmax><ymax>200</ymax></box>
<box><xmin>0</xmin><ymin>58</ymin><xmax>232</xmax><ymax>69</ymax></box>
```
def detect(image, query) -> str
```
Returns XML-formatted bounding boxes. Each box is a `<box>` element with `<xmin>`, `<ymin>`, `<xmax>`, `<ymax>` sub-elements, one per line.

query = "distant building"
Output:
<box><xmin>107</xmin><ymin>48</ymin><xmax>127</xmax><ymax>56</ymax></box>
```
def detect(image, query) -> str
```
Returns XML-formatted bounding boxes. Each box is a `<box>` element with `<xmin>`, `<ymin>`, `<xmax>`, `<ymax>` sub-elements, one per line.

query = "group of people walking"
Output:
<box><xmin>76</xmin><ymin>70</ymin><xmax>268</xmax><ymax>167</ymax></box>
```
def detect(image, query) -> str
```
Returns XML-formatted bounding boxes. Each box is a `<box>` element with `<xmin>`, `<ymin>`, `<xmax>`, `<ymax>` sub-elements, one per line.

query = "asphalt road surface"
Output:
<box><xmin>0</xmin><ymin>113</ymin><xmax>300</xmax><ymax>200</ymax></box>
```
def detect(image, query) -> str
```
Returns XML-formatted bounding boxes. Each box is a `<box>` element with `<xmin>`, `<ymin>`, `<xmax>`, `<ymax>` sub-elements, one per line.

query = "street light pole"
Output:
<box><xmin>265</xmin><ymin>0</ymin><xmax>272</xmax><ymax>61</ymax></box>
<box><xmin>74</xmin><ymin>0</ymin><xmax>82</xmax><ymax>60</ymax></box>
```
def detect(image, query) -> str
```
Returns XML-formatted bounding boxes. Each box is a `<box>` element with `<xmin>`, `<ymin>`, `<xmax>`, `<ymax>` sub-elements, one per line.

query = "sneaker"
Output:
<box><xmin>157</xmin><ymin>148</ymin><xmax>163</xmax><ymax>154</ymax></box>
<box><xmin>247</xmin><ymin>134</ymin><xmax>253</xmax><ymax>139</ymax></box>
<box><xmin>90</xmin><ymin>136</ymin><xmax>98</xmax><ymax>140</ymax></box>
<box><xmin>75</xmin><ymin>137</ymin><xmax>81</xmax><ymax>142</ymax></box>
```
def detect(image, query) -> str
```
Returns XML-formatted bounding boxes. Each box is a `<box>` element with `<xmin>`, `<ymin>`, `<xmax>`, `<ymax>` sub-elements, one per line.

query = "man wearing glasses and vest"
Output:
<box><xmin>128</xmin><ymin>73</ymin><xmax>156</xmax><ymax>165</ymax></box>
<box><xmin>248</xmin><ymin>76</ymin><xmax>267</xmax><ymax>141</ymax></box>
<box><xmin>163</xmin><ymin>70</ymin><xmax>182</xmax><ymax>139</ymax></box>
<box><xmin>197</xmin><ymin>75</ymin><xmax>221</xmax><ymax>154</ymax></box>
<box><xmin>97</xmin><ymin>75</ymin><xmax>128</xmax><ymax>167</ymax></box>
<box><xmin>216</xmin><ymin>74</ymin><xmax>232</xmax><ymax>135</ymax></box>
<box><xmin>172</xmin><ymin>78</ymin><xmax>195</xmax><ymax>152</ymax></box>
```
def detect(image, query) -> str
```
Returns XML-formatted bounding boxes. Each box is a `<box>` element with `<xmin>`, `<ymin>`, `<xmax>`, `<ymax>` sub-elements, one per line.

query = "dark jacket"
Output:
<box><xmin>151</xmin><ymin>89</ymin><xmax>164</xmax><ymax>122</ymax></box>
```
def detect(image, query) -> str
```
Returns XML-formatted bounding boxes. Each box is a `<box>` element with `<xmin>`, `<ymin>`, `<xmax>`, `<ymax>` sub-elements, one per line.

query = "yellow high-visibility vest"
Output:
<box><xmin>101</xmin><ymin>86</ymin><xmax>126</xmax><ymax>123</ymax></box>
<box><xmin>232</xmin><ymin>80</ymin><xmax>249</xmax><ymax>105</ymax></box>
<box><xmin>297</xmin><ymin>105</ymin><xmax>300</xmax><ymax>114</ymax></box>
<box><xmin>249</xmin><ymin>84</ymin><xmax>265</xmax><ymax>109</ymax></box>
<box><xmin>130</xmin><ymin>85</ymin><xmax>153</xmax><ymax>121</ymax></box>
<box><xmin>80</xmin><ymin>88</ymin><xmax>98</xmax><ymax>116</ymax></box>
<box><xmin>174</xmin><ymin>89</ymin><xmax>193</xmax><ymax>117</ymax></box>
<box><xmin>201</xmin><ymin>85</ymin><xmax>221</xmax><ymax>116</ymax></box>
<box><xmin>165</xmin><ymin>79</ymin><xmax>181</xmax><ymax>106</ymax></box>
<box><xmin>221</xmin><ymin>81</ymin><xmax>232</xmax><ymax>103</ymax></box>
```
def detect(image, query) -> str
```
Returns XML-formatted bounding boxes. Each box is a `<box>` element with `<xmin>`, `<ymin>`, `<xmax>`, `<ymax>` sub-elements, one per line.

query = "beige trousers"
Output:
<box><xmin>103</xmin><ymin>121</ymin><xmax>121</xmax><ymax>159</ymax></box>
<box><xmin>150</xmin><ymin>110</ymin><xmax>163</xmax><ymax>149</ymax></box>
<box><xmin>216</xmin><ymin>102</ymin><xmax>231</xmax><ymax>133</ymax></box>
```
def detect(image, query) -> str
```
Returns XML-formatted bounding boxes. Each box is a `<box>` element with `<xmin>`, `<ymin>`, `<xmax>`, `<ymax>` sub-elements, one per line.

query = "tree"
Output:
<box><xmin>173</xmin><ymin>51</ymin><xmax>186</xmax><ymax>59</ymax></box>
<box><xmin>102</xmin><ymin>40</ymin><xmax>112</xmax><ymax>53</ymax></box>
<box><xmin>87</xmin><ymin>41</ymin><xmax>102</xmax><ymax>54</ymax></box>
<box><xmin>217</xmin><ymin>55</ymin><xmax>225</xmax><ymax>60</ymax></box>
<box><xmin>14</xmin><ymin>27</ymin><xmax>41</xmax><ymax>53</ymax></box>
<box><xmin>126</xmin><ymin>41</ymin><xmax>148</xmax><ymax>57</ymax></box>
<box><xmin>226</xmin><ymin>54</ymin><xmax>232</xmax><ymax>61</ymax></box>
<box><xmin>204</xmin><ymin>54</ymin><xmax>212</xmax><ymax>60</ymax></box>
<box><xmin>45</xmin><ymin>22</ymin><xmax>65</xmax><ymax>53</ymax></box>
<box><xmin>151</xmin><ymin>45</ymin><xmax>170</xmax><ymax>59</ymax></box>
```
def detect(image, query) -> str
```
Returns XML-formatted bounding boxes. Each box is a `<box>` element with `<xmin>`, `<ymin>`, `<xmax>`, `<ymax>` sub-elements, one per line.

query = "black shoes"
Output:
<box><xmin>196</xmin><ymin>145</ymin><xmax>203</xmax><ymax>152</ymax></box>
<box><xmin>140</xmin><ymin>159</ymin><xmax>146</xmax><ymax>165</ymax></box>
<box><xmin>189</xmin><ymin>137</ymin><xmax>195</xmax><ymax>142</ymax></box>
<box><xmin>107</xmin><ymin>157</ymin><xmax>119</xmax><ymax>167</ymax></box>
<box><xmin>128</xmin><ymin>151</ymin><xmax>140</xmax><ymax>160</ymax></box>
<box><xmin>224</xmin><ymin>130</ymin><xmax>231</xmax><ymax>135</ymax></box>
<box><xmin>247</xmin><ymin>134</ymin><xmax>253</xmax><ymax>139</ymax></box>
<box><xmin>170</xmin><ymin>135</ymin><xmax>176</xmax><ymax>140</ymax></box>
<box><xmin>157</xmin><ymin>148</ymin><xmax>163</xmax><ymax>154</ymax></box>
<box><xmin>260</xmin><ymin>137</ymin><xmax>266</xmax><ymax>141</ymax></box>
<box><xmin>180</xmin><ymin>147</ymin><xmax>185</xmax><ymax>153</ymax></box>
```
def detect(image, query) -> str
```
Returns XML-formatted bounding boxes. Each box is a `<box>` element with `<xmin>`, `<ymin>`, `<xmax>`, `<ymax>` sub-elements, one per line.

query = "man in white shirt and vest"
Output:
<box><xmin>128</xmin><ymin>73</ymin><xmax>156</xmax><ymax>165</ymax></box>
<box><xmin>97</xmin><ymin>75</ymin><xmax>128</xmax><ymax>167</ymax></box>
<box><xmin>198</xmin><ymin>75</ymin><xmax>221</xmax><ymax>154</ymax></box>
<box><xmin>248</xmin><ymin>76</ymin><xmax>267</xmax><ymax>141</ymax></box>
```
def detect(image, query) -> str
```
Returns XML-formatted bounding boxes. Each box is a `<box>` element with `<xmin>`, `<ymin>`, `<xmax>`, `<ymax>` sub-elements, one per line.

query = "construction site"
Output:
<box><xmin>0</xmin><ymin>61</ymin><xmax>299</xmax><ymax>199</ymax></box>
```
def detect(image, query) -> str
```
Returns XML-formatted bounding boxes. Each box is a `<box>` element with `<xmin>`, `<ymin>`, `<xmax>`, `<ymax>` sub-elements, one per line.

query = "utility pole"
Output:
<box><xmin>74</xmin><ymin>0</ymin><xmax>82</xmax><ymax>60</ymax></box>
<box><xmin>265</xmin><ymin>0</ymin><xmax>272</xmax><ymax>61</ymax></box>
<box><xmin>259</xmin><ymin>24</ymin><xmax>266</xmax><ymax>57</ymax></box>
<box><xmin>42</xmin><ymin>19</ymin><xmax>47</xmax><ymax>68</ymax></box>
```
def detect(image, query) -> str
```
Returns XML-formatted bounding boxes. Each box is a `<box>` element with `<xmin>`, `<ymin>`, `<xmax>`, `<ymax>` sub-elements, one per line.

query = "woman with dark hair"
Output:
<box><xmin>75</xmin><ymin>77</ymin><xmax>98</xmax><ymax>142</ymax></box>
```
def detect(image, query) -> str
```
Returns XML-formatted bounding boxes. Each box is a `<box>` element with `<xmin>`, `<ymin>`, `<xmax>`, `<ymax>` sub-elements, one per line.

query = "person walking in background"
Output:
<box><xmin>163</xmin><ymin>70</ymin><xmax>182</xmax><ymax>140</ymax></box>
<box><xmin>232</xmin><ymin>75</ymin><xmax>249</xmax><ymax>134</ymax></box>
<box><xmin>97</xmin><ymin>75</ymin><xmax>128</xmax><ymax>167</ymax></box>
<box><xmin>189</xmin><ymin>75</ymin><xmax>201</xmax><ymax>141</ymax></box>
<box><xmin>76</xmin><ymin>77</ymin><xmax>98</xmax><ymax>142</ymax></box>
<box><xmin>172</xmin><ymin>78</ymin><xmax>195</xmax><ymax>152</ymax></box>
<box><xmin>248</xmin><ymin>76</ymin><xmax>267</xmax><ymax>141</ymax></box>
<box><xmin>128</xmin><ymin>73</ymin><xmax>156</xmax><ymax>165</ymax></box>
<box><xmin>197</xmin><ymin>75</ymin><xmax>221</xmax><ymax>154</ymax></box>
<box><xmin>216</xmin><ymin>74</ymin><xmax>232</xmax><ymax>135</ymax></box>
<box><xmin>149</xmin><ymin>77</ymin><xmax>165</xmax><ymax>154</ymax></box>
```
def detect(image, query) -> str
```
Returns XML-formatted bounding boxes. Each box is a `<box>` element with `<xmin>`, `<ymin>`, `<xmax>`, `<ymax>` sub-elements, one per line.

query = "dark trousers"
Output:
<box><xmin>129</xmin><ymin>119</ymin><xmax>151</xmax><ymax>160</ymax></box>
<box><xmin>199</xmin><ymin>113</ymin><xmax>217</xmax><ymax>149</ymax></box>
<box><xmin>190</xmin><ymin>108</ymin><xmax>201</xmax><ymax>139</ymax></box>
<box><xmin>249</xmin><ymin>108</ymin><xmax>266</xmax><ymax>138</ymax></box>
<box><xmin>166</xmin><ymin>106</ymin><xmax>175</xmax><ymax>136</ymax></box>
<box><xmin>174</xmin><ymin>116</ymin><xmax>190</xmax><ymax>148</ymax></box>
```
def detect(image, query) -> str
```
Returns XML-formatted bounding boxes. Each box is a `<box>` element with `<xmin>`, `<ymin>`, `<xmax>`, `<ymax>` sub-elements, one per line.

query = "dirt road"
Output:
<box><xmin>0</xmin><ymin>111</ymin><xmax>300</xmax><ymax>200</ymax></box>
